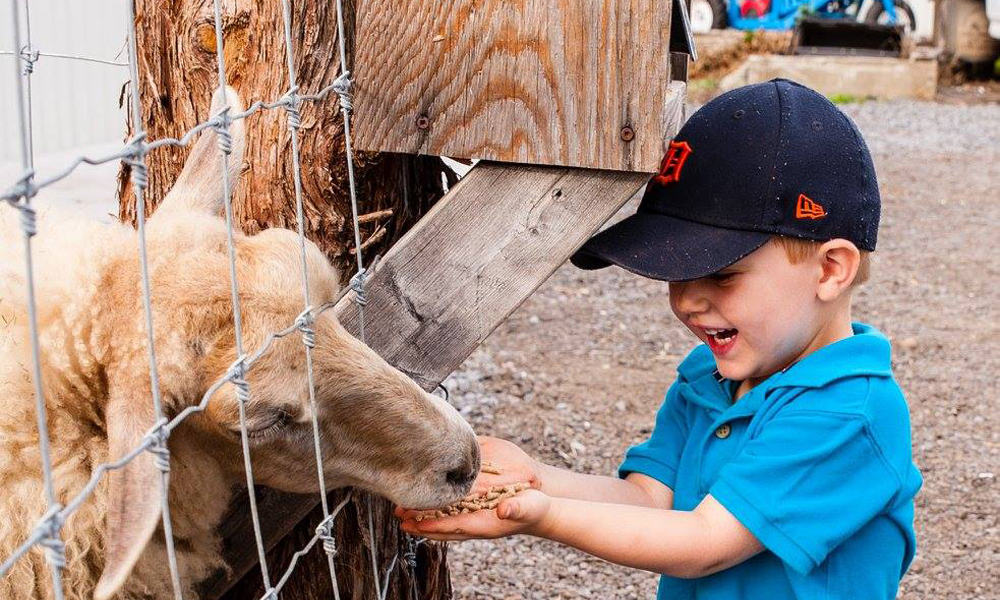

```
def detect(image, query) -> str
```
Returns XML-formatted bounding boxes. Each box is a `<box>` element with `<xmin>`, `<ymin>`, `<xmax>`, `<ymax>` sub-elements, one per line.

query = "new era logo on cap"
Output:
<box><xmin>795</xmin><ymin>194</ymin><xmax>827</xmax><ymax>220</ymax></box>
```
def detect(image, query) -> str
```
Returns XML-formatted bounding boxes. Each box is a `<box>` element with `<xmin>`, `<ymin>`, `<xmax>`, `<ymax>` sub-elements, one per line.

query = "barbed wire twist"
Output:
<box><xmin>332</xmin><ymin>70</ymin><xmax>354</xmax><ymax>113</ymax></box>
<box><xmin>316</xmin><ymin>519</ymin><xmax>339</xmax><ymax>558</ymax></box>
<box><xmin>351</xmin><ymin>268</ymin><xmax>371</xmax><ymax>307</ymax></box>
<box><xmin>18</xmin><ymin>44</ymin><xmax>38</xmax><ymax>75</ymax></box>
<box><xmin>282</xmin><ymin>87</ymin><xmax>303</xmax><ymax>130</ymax></box>
<box><xmin>295</xmin><ymin>307</ymin><xmax>318</xmax><ymax>349</ymax></box>
<box><xmin>210</xmin><ymin>108</ymin><xmax>234</xmax><ymax>156</ymax></box>
<box><xmin>123</xmin><ymin>136</ymin><xmax>150</xmax><ymax>190</ymax></box>
<box><xmin>144</xmin><ymin>418</ymin><xmax>172</xmax><ymax>473</ymax></box>
<box><xmin>35</xmin><ymin>506</ymin><xmax>67</xmax><ymax>571</ymax></box>
<box><xmin>7</xmin><ymin>199</ymin><xmax>37</xmax><ymax>237</ymax></box>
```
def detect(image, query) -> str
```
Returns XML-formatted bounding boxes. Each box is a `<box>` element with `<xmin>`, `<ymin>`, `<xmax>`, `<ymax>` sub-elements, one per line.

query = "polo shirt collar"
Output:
<box><xmin>675</xmin><ymin>322</ymin><xmax>893</xmax><ymax>415</ymax></box>
<box><xmin>771</xmin><ymin>322</ymin><xmax>893</xmax><ymax>389</ymax></box>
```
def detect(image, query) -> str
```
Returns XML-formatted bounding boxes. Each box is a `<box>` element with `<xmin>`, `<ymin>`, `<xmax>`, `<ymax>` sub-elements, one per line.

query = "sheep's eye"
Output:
<box><xmin>244</xmin><ymin>409</ymin><xmax>291</xmax><ymax>440</ymax></box>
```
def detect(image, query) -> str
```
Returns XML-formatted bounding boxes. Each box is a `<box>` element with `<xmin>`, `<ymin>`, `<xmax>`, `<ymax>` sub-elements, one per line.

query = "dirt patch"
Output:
<box><xmin>937</xmin><ymin>79</ymin><xmax>1000</xmax><ymax>104</ymax></box>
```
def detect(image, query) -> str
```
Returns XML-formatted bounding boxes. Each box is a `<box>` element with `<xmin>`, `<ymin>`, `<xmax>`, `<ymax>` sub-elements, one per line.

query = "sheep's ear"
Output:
<box><xmin>155</xmin><ymin>85</ymin><xmax>246</xmax><ymax>218</ymax></box>
<box><xmin>94</xmin><ymin>385</ymin><xmax>164</xmax><ymax>600</ymax></box>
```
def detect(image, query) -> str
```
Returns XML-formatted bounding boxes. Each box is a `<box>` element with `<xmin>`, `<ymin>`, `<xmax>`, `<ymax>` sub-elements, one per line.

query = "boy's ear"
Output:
<box><xmin>155</xmin><ymin>85</ymin><xmax>246</xmax><ymax>219</ymax></box>
<box><xmin>816</xmin><ymin>239</ymin><xmax>860</xmax><ymax>301</ymax></box>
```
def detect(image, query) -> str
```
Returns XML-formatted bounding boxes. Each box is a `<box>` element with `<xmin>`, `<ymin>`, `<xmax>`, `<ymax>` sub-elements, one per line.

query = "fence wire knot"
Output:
<box><xmin>19</xmin><ymin>45</ymin><xmax>39</xmax><ymax>75</ymax></box>
<box><xmin>281</xmin><ymin>88</ymin><xmax>302</xmax><ymax>130</ymax></box>
<box><xmin>331</xmin><ymin>70</ymin><xmax>354</xmax><ymax>113</ymax></box>
<box><xmin>6</xmin><ymin>199</ymin><xmax>38</xmax><ymax>237</ymax></box>
<box><xmin>403</xmin><ymin>535</ymin><xmax>420</xmax><ymax>570</ymax></box>
<box><xmin>124</xmin><ymin>136</ymin><xmax>150</xmax><ymax>190</ymax></box>
<box><xmin>260</xmin><ymin>588</ymin><xmax>278</xmax><ymax>600</ymax></box>
<box><xmin>294</xmin><ymin>306</ymin><xmax>316</xmax><ymax>349</ymax></box>
<box><xmin>36</xmin><ymin>505</ymin><xmax>67</xmax><ymax>570</ymax></box>
<box><xmin>2</xmin><ymin>168</ymin><xmax>37</xmax><ymax>205</ymax></box>
<box><xmin>228</xmin><ymin>355</ymin><xmax>252</xmax><ymax>404</ymax></box>
<box><xmin>349</xmin><ymin>268</ymin><xmax>369</xmax><ymax>307</ymax></box>
<box><xmin>211</xmin><ymin>108</ymin><xmax>234</xmax><ymax>155</ymax></box>
<box><xmin>316</xmin><ymin>519</ymin><xmax>338</xmax><ymax>557</ymax></box>
<box><xmin>143</xmin><ymin>417</ymin><xmax>171</xmax><ymax>473</ymax></box>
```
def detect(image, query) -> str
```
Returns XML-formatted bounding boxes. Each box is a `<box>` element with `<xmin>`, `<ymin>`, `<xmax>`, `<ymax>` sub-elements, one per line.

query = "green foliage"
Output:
<box><xmin>690</xmin><ymin>77</ymin><xmax>720</xmax><ymax>91</ymax></box>
<box><xmin>827</xmin><ymin>93</ymin><xmax>874</xmax><ymax>104</ymax></box>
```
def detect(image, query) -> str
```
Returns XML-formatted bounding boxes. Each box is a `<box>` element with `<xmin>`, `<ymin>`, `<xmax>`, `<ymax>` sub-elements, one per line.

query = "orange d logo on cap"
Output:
<box><xmin>653</xmin><ymin>140</ymin><xmax>692</xmax><ymax>186</ymax></box>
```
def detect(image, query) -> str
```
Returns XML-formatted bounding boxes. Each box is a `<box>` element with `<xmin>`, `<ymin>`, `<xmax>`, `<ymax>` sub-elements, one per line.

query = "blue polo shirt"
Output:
<box><xmin>619</xmin><ymin>323</ymin><xmax>922</xmax><ymax>600</ymax></box>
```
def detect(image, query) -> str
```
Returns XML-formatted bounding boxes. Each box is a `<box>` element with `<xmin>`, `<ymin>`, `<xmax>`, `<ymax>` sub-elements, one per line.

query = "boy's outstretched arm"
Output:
<box><xmin>400</xmin><ymin>491</ymin><xmax>762</xmax><ymax>579</ymax></box>
<box><xmin>478</xmin><ymin>436</ymin><xmax>673</xmax><ymax>509</ymax></box>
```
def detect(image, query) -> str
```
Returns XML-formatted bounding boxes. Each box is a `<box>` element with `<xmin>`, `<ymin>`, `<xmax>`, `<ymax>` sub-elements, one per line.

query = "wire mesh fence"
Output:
<box><xmin>1</xmin><ymin>0</ymin><xmax>421</xmax><ymax>598</ymax></box>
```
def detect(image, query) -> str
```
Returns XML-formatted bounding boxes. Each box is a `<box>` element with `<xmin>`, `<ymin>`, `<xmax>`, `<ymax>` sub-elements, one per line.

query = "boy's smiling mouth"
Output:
<box><xmin>703</xmin><ymin>327</ymin><xmax>739</xmax><ymax>355</ymax></box>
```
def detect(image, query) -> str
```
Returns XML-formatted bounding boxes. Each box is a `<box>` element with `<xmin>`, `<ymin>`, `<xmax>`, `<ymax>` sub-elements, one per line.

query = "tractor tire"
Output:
<box><xmin>689</xmin><ymin>0</ymin><xmax>728</xmax><ymax>33</ymax></box>
<box><xmin>864</xmin><ymin>0</ymin><xmax>917</xmax><ymax>32</ymax></box>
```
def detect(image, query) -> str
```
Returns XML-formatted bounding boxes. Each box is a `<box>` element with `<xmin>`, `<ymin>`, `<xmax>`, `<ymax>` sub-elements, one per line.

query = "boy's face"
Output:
<box><xmin>668</xmin><ymin>240</ymin><xmax>827</xmax><ymax>385</ymax></box>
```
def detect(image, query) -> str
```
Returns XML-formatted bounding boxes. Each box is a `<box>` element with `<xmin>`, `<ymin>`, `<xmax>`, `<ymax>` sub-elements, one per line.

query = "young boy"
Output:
<box><xmin>398</xmin><ymin>79</ymin><xmax>922</xmax><ymax>599</ymax></box>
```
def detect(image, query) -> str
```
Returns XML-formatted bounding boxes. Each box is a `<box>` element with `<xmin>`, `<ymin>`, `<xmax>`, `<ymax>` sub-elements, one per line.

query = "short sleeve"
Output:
<box><xmin>618</xmin><ymin>382</ymin><xmax>689</xmax><ymax>490</ymax></box>
<box><xmin>710</xmin><ymin>408</ymin><xmax>902</xmax><ymax>574</ymax></box>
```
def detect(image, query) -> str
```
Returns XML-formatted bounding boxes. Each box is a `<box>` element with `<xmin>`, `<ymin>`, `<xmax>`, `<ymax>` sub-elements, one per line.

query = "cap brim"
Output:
<box><xmin>570</xmin><ymin>212</ymin><xmax>771</xmax><ymax>282</ymax></box>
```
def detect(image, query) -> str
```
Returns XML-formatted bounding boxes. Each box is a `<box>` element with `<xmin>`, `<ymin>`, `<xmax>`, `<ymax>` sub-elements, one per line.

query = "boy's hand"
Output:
<box><xmin>473</xmin><ymin>436</ymin><xmax>541</xmax><ymax>493</ymax></box>
<box><xmin>398</xmin><ymin>489</ymin><xmax>552</xmax><ymax>541</ymax></box>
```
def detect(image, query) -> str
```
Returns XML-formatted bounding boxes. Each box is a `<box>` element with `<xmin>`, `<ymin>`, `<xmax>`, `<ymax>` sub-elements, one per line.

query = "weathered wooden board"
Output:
<box><xmin>352</xmin><ymin>0</ymin><xmax>680</xmax><ymax>172</ymax></box>
<box><xmin>203</xmin><ymin>162</ymin><xmax>649</xmax><ymax>599</ymax></box>
<box><xmin>336</xmin><ymin>163</ymin><xmax>650</xmax><ymax>385</ymax></box>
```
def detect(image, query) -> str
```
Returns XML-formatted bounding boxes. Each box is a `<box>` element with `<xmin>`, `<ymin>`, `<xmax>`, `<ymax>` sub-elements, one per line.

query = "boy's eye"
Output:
<box><xmin>709</xmin><ymin>272</ymin><xmax>736</xmax><ymax>283</ymax></box>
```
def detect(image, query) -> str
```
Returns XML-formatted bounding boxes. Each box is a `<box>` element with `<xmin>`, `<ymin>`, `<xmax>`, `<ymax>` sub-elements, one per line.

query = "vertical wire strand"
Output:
<box><xmin>21</xmin><ymin>0</ymin><xmax>34</xmax><ymax>166</ymax></box>
<box><xmin>276</xmin><ymin>0</ymin><xmax>342</xmax><ymax>597</ymax></box>
<box><xmin>330</xmin><ymin>0</ymin><xmax>383</xmax><ymax>596</ymax></box>
<box><xmin>332</xmin><ymin>0</ymin><xmax>368</xmax><ymax>335</ymax></box>
<box><xmin>209</xmin><ymin>0</ymin><xmax>273</xmax><ymax>592</ymax></box>
<box><xmin>7</xmin><ymin>1</ymin><xmax>64</xmax><ymax>598</ymax></box>
<box><xmin>124</xmin><ymin>1</ymin><xmax>184</xmax><ymax>597</ymax></box>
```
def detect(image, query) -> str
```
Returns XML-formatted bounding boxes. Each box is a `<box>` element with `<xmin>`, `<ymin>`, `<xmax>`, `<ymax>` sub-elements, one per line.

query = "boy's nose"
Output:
<box><xmin>671</xmin><ymin>281</ymin><xmax>710</xmax><ymax>316</ymax></box>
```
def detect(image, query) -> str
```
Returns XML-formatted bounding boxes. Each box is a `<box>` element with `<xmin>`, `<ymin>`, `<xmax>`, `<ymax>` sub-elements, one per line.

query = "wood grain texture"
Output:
<box><xmin>120</xmin><ymin>0</ymin><xmax>453</xmax><ymax>275</ymax></box>
<box><xmin>352</xmin><ymin>0</ymin><xmax>680</xmax><ymax>172</ymax></box>
<box><xmin>203</xmin><ymin>162</ymin><xmax>648</xmax><ymax>599</ymax></box>
<box><xmin>336</xmin><ymin>162</ymin><xmax>650</xmax><ymax>387</ymax></box>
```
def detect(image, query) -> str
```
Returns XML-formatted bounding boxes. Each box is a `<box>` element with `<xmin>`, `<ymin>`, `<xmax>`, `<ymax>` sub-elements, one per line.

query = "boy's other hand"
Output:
<box><xmin>397</xmin><ymin>489</ymin><xmax>552</xmax><ymax>541</ymax></box>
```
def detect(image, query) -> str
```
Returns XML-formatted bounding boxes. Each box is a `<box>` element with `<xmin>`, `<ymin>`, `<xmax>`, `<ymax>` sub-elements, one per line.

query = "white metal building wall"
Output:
<box><xmin>1</xmin><ymin>0</ymin><xmax>127</xmax><ymax>162</ymax></box>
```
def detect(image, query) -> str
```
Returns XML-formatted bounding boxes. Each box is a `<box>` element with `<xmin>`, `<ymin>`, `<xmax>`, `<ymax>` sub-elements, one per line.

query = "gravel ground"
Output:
<box><xmin>444</xmin><ymin>98</ymin><xmax>1000</xmax><ymax>599</ymax></box>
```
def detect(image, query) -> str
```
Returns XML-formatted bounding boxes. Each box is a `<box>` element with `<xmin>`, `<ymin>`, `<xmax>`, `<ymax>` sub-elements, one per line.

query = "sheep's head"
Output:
<box><xmin>190</xmin><ymin>227</ymin><xmax>481</xmax><ymax>509</ymax></box>
<box><xmin>95</xmin><ymin>87</ymin><xmax>478</xmax><ymax>599</ymax></box>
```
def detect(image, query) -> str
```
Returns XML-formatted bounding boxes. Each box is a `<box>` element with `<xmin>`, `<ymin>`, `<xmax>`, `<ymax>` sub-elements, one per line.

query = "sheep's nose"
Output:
<box><xmin>446</xmin><ymin>465</ymin><xmax>476</xmax><ymax>488</ymax></box>
<box><xmin>445</xmin><ymin>438</ymin><xmax>480</xmax><ymax>489</ymax></box>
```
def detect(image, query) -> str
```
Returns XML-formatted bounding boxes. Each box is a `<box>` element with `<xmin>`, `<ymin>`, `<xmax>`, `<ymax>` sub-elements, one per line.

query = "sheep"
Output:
<box><xmin>0</xmin><ymin>87</ymin><xmax>480</xmax><ymax>600</ymax></box>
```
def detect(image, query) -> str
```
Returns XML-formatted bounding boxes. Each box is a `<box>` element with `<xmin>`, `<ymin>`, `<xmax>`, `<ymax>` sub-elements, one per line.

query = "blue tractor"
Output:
<box><xmin>689</xmin><ymin>0</ymin><xmax>916</xmax><ymax>34</ymax></box>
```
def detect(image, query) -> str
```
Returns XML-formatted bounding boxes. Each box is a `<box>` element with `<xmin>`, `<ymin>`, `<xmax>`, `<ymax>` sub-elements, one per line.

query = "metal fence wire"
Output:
<box><xmin>1</xmin><ymin>0</ymin><xmax>423</xmax><ymax>598</ymax></box>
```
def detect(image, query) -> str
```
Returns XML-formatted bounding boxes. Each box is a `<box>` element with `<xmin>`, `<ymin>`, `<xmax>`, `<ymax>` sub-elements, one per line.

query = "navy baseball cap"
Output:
<box><xmin>571</xmin><ymin>78</ymin><xmax>880</xmax><ymax>282</ymax></box>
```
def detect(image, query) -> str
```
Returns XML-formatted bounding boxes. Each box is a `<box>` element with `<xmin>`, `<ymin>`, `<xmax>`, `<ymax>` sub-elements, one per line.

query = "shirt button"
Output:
<box><xmin>715</xmin><ymin>424</ymin><xmax>731</xmax><ymax>439</ymax></box>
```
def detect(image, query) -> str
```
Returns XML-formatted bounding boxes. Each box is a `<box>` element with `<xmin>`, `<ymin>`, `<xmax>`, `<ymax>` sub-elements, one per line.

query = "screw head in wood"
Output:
<box><xmin>416</xmin><ymin>115</ymin><xmax>430</xmax><ymax>130</ymax></box>
<box><xmin>620</xmin><ymin>126</ymin><xmax>635</xmax><ymax>142</ymax></box>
